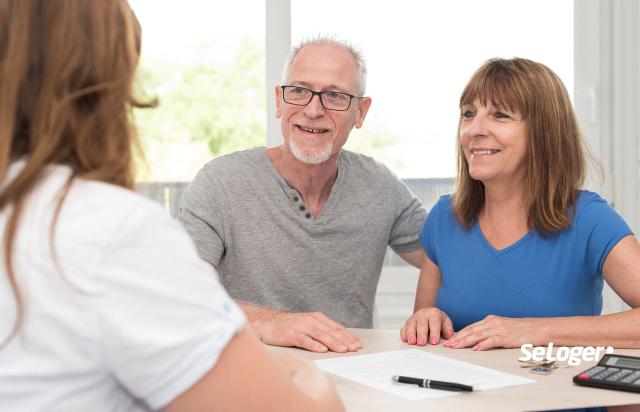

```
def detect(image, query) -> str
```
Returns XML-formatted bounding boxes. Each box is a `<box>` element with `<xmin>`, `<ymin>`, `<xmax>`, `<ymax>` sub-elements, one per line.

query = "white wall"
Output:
<box><xmin>574</xmin><ymin>0</ymin><xmax>640</xmax><ymax>314</ymax></box>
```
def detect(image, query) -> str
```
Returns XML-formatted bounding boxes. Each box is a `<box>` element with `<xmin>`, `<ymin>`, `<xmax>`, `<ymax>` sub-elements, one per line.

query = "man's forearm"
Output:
<box><xmin>238</xmin><ymin>302</ymin><xmax>279</xmax><ymax>325</ymax></box>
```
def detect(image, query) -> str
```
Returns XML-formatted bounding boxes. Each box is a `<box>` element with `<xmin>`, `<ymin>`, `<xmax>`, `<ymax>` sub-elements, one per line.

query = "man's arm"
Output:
<box><xmin>238</xmin><ymin>302</ymin><xmax>363</xmax><ymax>353</ymax></box>
<box><xmin>177</xmin><ymin>168</ymin><xmax>227</xmax><ymax>269</ymax></box>
<box><xmin>386</xmin><ymin>171</ymin><xmax>428</xmax><ymax>269</ymax></box>
<box><xmin>200</xmin><ymin>262</ymin><xmax>361</xmax><ymax>353</ymax></box>
<box><xmin>398</xmin><ymin>249</ymin><xmax>423</xmax><ymax>268</ymax></box>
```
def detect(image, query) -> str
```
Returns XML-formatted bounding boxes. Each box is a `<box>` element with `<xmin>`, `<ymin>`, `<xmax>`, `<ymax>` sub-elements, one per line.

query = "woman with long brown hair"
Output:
<box><xmin>0</xmin><ymin>1</ymin><xmax>344</xmax><ymax>411</ymax></box>
<box><xmin>401</xmin><ymin>58</ymin><xmax>640</xmax><ymax>350</ymax></box>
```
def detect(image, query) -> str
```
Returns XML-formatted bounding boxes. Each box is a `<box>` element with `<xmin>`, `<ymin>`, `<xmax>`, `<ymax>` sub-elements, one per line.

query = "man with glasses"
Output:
<box><xmin>178</xmin><ymin>37</ymin><xmax>426</xmax><ymax>353</ymax></box>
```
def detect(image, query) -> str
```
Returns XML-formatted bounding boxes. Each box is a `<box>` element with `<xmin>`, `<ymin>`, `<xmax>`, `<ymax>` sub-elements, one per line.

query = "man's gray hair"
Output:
<box><xmin>281</xmin><ymin>35</ymin><xmax>368</xmax><ymax>96</ymax></box>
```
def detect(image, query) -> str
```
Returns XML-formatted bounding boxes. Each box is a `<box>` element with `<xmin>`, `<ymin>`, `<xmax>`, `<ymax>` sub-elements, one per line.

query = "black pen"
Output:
<box><xmin>391</xmin><ymin>375</ymin><xmax>473</xmax><ymax>392</ymax></box>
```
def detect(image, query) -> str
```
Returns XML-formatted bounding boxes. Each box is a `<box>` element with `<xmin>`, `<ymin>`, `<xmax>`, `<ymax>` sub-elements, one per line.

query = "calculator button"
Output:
<box><xmin>606</xmin><ymin>369</ymin><xmax>632</xmax><ymax>381</ymax></box>
<box><xmin>581</xmin><ymin>366</ymin><xmax>605</xmax><ymax>377</ymax></box>
<box><xmin>621</xmin><ymin>372</ymin><xmax>640</xmax><ymax>383</ymax></box>
<box><xmin>620</xmin><ymin>371</ymin><xmax>640</xmax><ymax>383</ymax></box>
<box><xmin>592</xmin><ymin>368</ymin><xmax>618</xmax><ymax>380</ymax></box>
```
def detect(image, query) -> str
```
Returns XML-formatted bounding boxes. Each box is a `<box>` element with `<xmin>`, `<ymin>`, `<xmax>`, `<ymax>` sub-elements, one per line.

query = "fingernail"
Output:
<box><xmin>408</xmin><ymin>337</ymin><xmax>416</xmax><ymax>345</ymax></box>
<box><xmin>417</xmin><ymin>337</ymin><xmax>425</xmax><ymax>345</ymax></box>
<box><xmin>338</xmin><ymin>345</ymin><xmax>347</xmax><ymax>352</ymax></box>
<box><xmin>473</xmin><ymin>345</ymin><xmax>480</xmax><ymax>351</ymax></box>
<box><xmin>430</xmin><ymin>338</ymin><xmax>437</xmax><ymax>345</ymax></box>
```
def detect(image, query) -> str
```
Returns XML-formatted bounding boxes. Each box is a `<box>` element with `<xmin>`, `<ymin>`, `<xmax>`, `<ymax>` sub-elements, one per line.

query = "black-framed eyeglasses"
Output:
<box><xmin>280</xmin><ymin>85</ymin><xmax>362</xmax><ymax>111</ymax></box>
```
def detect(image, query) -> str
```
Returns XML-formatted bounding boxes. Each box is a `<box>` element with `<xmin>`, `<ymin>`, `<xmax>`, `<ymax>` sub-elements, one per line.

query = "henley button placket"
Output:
<box><xmin>291</xmin><ymin>193</ymin><xmax>310</xmax><ymax>219</ymax></box>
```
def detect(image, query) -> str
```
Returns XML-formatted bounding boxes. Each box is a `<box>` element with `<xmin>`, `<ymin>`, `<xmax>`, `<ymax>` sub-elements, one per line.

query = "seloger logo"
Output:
<box><xmin>519</xmin><ymin>343</ymin><xmax>614</xmax><ymax>366</ymax></box>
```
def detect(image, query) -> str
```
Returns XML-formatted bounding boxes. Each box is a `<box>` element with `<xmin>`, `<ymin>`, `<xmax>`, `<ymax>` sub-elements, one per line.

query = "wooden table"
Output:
<box><xmin>266</xmin><ymin>328</ymin><xmax>640</xmax><ymax>411</ymax></box>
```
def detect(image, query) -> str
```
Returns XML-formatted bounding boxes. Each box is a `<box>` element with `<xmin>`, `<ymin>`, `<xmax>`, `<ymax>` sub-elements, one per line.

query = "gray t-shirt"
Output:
<box><xmin>178</xmin><ymin>148</ymin><xmax>427</xmax><ymax>327</ymax></box>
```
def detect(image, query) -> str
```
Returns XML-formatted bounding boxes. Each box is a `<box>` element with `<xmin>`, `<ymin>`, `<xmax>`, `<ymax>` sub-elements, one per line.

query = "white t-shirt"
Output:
<box><xmin>0</xmin><ymin>161</ymin><xmax>245</xmax><ymax>411</ymax></box>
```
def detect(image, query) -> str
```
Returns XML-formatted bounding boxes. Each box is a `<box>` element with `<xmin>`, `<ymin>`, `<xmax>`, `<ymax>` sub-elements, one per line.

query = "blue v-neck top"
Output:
<box><xmin>420</xmin><ymin>191</ymin><xmax>633</xmax><ymax>331</ymax></box>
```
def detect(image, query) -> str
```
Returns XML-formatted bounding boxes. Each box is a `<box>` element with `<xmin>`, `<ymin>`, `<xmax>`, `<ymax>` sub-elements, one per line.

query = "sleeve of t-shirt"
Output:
<box><xmin>419</xmin><ymin>196</ymin><xmax>446</xmax><ymax>266</ymax></box>
<box><xmin>96</xmin><ymin>200</ymin><xmax>245</xmax><ymax>410</ymax></box>
<box><xmin>387</xmin><ymin>176</ymin><xmax>428</xmax><ymax>254</ymax></box>
<box><xmin>177</xmin><ymin>165</ymin><xmax>226</xmax><ymax>267</ymax></box>
<box><xmin>576</xmin><ymin>193</ymin><xmax>634</xmax><ymax>276</ymax></box>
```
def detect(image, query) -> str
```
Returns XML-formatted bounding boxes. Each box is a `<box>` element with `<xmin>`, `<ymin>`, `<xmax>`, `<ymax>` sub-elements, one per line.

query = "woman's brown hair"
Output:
<box><xmin>0</xmin><ymin>0</ymin><xmax>152</xmax><ymax>346</ymax></box>
<box><xmin>452</xmin><ymin>57</ymin><xmax>589</xmax><ymax>235</ymax></box>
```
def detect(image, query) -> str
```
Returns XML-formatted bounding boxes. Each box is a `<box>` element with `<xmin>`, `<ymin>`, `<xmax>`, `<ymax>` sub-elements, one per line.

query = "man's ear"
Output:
<box><xmin>354</xmin><ymin>97</ymin><xmax>372</xmax><ymax>128</ymax></box>
<box><xmin>275</xmin><ymin>85</ymin><xmax>283</xmax><ymax>118</ymax></box>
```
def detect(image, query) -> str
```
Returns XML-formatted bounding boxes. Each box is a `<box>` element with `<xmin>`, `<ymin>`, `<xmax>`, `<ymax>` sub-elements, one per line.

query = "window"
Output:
<box><xmin>129</xmin><ymin>0</ymin><xmax>266</xmax><ymax>182</ymax></box>
<box><xmin>292</xmin><ymin>0</ymin><xmax>573</xmax><ymax>183</ymax></box>
<box><xmin>290</xmin><ymin>0</ymin><xmax>574</xmax><ymax>327</ymax></box>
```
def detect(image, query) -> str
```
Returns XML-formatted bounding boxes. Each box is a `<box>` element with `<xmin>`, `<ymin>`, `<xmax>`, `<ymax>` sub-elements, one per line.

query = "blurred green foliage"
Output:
<box><xmin>133</xmin><ymin>39</ymin><xmax>266</xmax><ymax>180</ymax></box>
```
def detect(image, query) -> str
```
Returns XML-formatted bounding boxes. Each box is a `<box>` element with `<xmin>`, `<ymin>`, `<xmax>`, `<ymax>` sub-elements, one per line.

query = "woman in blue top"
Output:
<box><xmin>401</xmin><ymin>58</ymin><xmax>640</xmax><ymax>351</ymax></box>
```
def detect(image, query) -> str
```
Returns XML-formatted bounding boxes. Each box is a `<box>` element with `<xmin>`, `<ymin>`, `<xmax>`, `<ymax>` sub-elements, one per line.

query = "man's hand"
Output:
<box><xmin>240</xmin><ymin>304</ymin><xmax>363</xmax><ymax>353</ymax></box>
<box><xmin>400</xmin><ymin>307</ymin><xmax>454</xmax><ymax>346</ymax></box>
<box><xmin>443</xmin><ymin>315</ymin><xmax>542</xmax><ymax>350</ymax></box>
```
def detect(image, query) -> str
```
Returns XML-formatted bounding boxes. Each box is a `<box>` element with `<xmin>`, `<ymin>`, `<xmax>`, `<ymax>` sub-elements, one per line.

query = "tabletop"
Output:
<box><xmin>266</xmin><ymin>328</ymin><xmax>640</xmax><ymax>412</ymax></box>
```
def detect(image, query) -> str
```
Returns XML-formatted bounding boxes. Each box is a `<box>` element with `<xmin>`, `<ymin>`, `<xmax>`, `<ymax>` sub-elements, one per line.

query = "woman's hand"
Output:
<box><xmin>444</xmin><ymin>315</ymin><xmax>543</xmax><ymax>350</ymax></box>
<box><xmin>400</xmin><ymin>307</ymin><xmax>454</xmax><ymax>346</ymax></box>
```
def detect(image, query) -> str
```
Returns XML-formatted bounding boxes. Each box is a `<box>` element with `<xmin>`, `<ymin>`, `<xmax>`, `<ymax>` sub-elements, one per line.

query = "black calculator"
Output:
<box><xmin>573</xmin><ymin>354</ymin><xmax>640</xmax><ymax>393</ymax></box>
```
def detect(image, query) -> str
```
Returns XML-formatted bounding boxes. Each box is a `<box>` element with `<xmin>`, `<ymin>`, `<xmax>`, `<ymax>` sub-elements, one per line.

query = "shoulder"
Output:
<box><xmin>199</xmin><ymin>147</ymin><xmax>265</xmax><ymax>176</ymax></box>
<box><xmin>420</xmin><ymin>195</ymin><xmax>459</xmax><ymax>259</ymax></box>
<box><xmin>184</xmin><ymin>147</ymin><xmax>267</xmax><ymax>199</ymax></box>
<box><xmin>24</xmin><ymin>163</ymin><xmax>164</xmax><ymax>223</ymax></box>
<box><xmin>572</xmin><ymin>189</ymin><xmax>632</xmax><ymax>233</ymax></box>
<box><xmin>191</xmin><ymin>147</ymin><xmax>267</xmax><ymax>189</ymax></box>
<box><xmin>340</xmin><ymin>149</ymin><xmax>393</xmax><ymax>173</ymax></box>
<box><xmin>433</xmin><ymin>194</ymin><xmax>454</xmax><ymax>210</ymax></box>
<box><xmin>64</xmin><ymin>177</ymin><xmax>175</xmax><ymax>240</ymax></box>
<box><xmin>576</xmin><ymin>190</ymin><xmax>607</xmax><ymax>209</ymax></box>
<box><xmin>423</xmin><ymin>195</ymin><xmax>455</xmax><ymax>229</ymax></box>
<box><xmin>339</xmin><ymin>149</ymin><xmax>402</xmax><ymax>184</ymax></box>
<box><xmin>428</xmin><ymin>194</ymin><xmax>454</xmax><ymax>218</ymax></box>
<box><xmin>338</xmin><ymin>151</ymin><xmax>428</xmax><ymax>217</ymax></box>
<box><xmin>574</xmin><ymin>190</ymin><xmax>615</xmax><ymax>221</ymax></box>
<box><xmin>18</xmin><ymin>165</ymin><xmax>181</xmax><ymax>283</ymax></box>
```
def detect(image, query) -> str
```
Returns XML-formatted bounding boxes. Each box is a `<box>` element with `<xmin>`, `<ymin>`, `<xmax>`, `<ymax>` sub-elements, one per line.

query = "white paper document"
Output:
<box><xmin>314</xmin><ymin>349</ymin><xmax>535</xmax><ymax>400</ymax></box>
